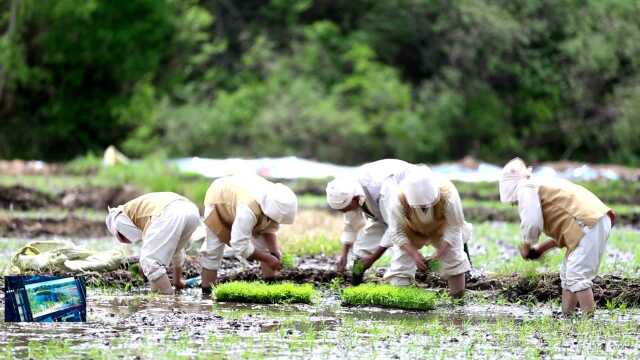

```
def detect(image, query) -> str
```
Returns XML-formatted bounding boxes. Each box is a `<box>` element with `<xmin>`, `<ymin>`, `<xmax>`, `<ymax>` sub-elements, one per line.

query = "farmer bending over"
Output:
<box><xmin>326</xmin><ymin>159</ymin><xmax>416</xmax><ymax>284</ymax></box>
<box><xmin>382</xmin><ymin>167</ymin><xmax>472</xmax><ymax>298</ymax></box>
<box><xmin>105</xmin><ymin>192</ymin><xmax>201</xmax><ymax>294</ymax></box>
<box><xmin>200</xmin><ymin>174</ymin><xmax>298</xmax><ymax>295</ymax></box>
<box><xmin>500</xmin><ymin>158</ymin><xmax>615</xmax><ymax>315</ymax></box>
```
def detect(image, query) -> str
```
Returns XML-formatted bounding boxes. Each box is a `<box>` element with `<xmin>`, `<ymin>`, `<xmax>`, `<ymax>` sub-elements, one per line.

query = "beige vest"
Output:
<box><xmin>538</xmin><ymin>179</ymin><xmax>610</xmax><ymax>254</ymax></box>
<box><xmin>122</xmin><ymin>192</ymin><xmax>186</xmax><ymax>233</ymax></box>
<box><xmin>399</xmin><ymin>178</ymin><xmax>453</xmax><ymax>249</ymax></box>
<box><xmin>203</xmin><ymin>175</ymin><xmax>279</xmax><ymax>244</ymax></box>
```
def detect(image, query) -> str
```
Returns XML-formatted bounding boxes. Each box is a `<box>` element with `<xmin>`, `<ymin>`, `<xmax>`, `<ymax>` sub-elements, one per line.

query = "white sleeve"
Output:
<box><xmin>383</xmin><ymin>191</ymin><xmax>411</xmax><ymax>248</ymax></box>
<box><xmin>114</xmin><ymin>213</ymin><xmax>143</xmax><ymax>243</ymax></box>
<box><xmin>442</xmin><ymin>186</ymin><xmax>465</xmax><ymax>247</ymax></box>
<box><xmin>517</xmin><ymin>183</ymin><xmax>544</xmax><ymax>244</ymax></box>
<box><xmin>230</xmin><ymin>204</ymin><xmax>258</xmax><ymax>258</ymax></box>
<box><xmin>341</xmin><ymin>209</ymin><xmax>366</xmax><ymax>245</ymax></box>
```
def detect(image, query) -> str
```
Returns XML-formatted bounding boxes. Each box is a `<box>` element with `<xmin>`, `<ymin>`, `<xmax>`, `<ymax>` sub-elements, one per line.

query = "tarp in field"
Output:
<box><xmin>4</xmin><ymin>240</ymin><xmax>129</xmax><ymax>275</ymax></box>
<box><xmin>172</xmin><ymin>156</ymin><xmax>631</xmax><ymax>182</ymax></box>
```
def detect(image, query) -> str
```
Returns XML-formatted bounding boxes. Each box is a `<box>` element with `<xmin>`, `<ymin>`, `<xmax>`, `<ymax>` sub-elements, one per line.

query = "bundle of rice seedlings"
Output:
<box><xmin>215</xmin><ymin>281</ymin><xmax>313</xmax><ymax>304</ymax></box>
<box><xmin>341</xmin><ymin>284</ymin><xmax>437</xmax><ymax>311</ymax></box>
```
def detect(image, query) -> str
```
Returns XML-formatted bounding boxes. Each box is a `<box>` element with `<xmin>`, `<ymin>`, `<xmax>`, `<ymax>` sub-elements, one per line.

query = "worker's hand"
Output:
<box><xmin>520</xmin><ymin>243</ymin><xmax>541</xmax><ymax>260</ymax></box>
<box><xmin>336</xmin><ymin>254</ymin><xmax>348</xmax><ymax>274</ymax></box>
<box><xmin>414</xmin><ymin>254</ymin><xmax>429</xmax><ymax>272</ymax></box>
<box><xmin>262</xmin><ymin>253</ymin><xmax>282</xmax><ymax>271</ymax></box>
<box><xmin>424</xmin><ymin>256</ymin><xmax>442</xmax><ymax>272</ymax></box>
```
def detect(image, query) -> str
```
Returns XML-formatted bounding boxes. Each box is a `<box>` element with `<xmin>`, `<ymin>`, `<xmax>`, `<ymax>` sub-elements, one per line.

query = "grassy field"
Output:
<box><xmin>2</xmin><ymin>213</ymin><xmax>640</xmax><ymax>278</ymax></box>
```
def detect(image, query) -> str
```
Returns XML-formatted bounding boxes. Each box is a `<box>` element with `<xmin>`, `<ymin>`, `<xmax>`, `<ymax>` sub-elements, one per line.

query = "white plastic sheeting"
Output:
<box><xmin>173</xmin><ymin>156</ymin><xmax>354</xmax><ymax>180</ymax></box>
<box><xmin>173</xmin><ymin>156</ymin><xmax>628</xmax><ymax>182</ymax></box>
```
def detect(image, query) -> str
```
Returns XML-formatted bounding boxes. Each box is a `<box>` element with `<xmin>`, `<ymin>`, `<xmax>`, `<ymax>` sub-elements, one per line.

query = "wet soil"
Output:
<box><xmin>32</xmin><ymin>255</ymin><xmax>640</xmax><ymax>307</ymax></box>
<box><xmin>58</xmin><ymin>185</ymin><xmax>142</xmax><ymax>210</ymax></box>
<box><xmin>0</xmin><ymin>216</ymin><xmax>108</xmax><ymax>238</ymax></box>
<box><xmin>0</xmin><ymin>185</ymin><xmax>55</xmax><ymax>210</ymax></box>
<box><xmin>499</xmin><ymin>272</ymin><xmax>640</xmax><ymax>307</ymax></box>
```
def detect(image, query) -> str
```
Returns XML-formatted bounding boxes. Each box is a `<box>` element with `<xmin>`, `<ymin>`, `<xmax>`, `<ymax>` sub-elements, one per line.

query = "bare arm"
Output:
<box><xmin>262</xmin><ymin>232</ymin><xmax>280</xmax><ymax>258</ymax></box>
<box><xmin>361</xmin><ymin>245</ymin><xmax>389</xmax><ymax>270</ymax></box>
<box><xmin>521</xmin><ymin>239</ymin><xmax>558</xmax><ymax>260</ymax></box>
<box><xmin>432</xmin><ymin>241</ymin><xmax>449</xmax><ymax>260</ymax></box>
<box><xmin>173</xmin><ymin>263</ymin><xmax>186</xmax><ymax>290</ymax></box>
<box><xmin>400</xmin><ymin>243</ymin><xmax>428</xmax><ymax>272</ymax></box>
<box><xmin>337</xmin><ymin>243</ymin><xmax>352</xmax><ymax>273</ymax></box>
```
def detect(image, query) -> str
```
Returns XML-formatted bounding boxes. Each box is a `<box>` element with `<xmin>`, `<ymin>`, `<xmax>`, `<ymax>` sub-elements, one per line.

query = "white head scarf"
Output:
<box><xmin>325</xmin><ymin>177</ymin><xmax>365</xmax><ymax>210</ymax></box>
<box><xmin>499</xmin><ymin>158</ymin><xmax>532</xmax><ymax>203</ymax></box>
<box><xmin>105</xmin><ymin>206</ymin><xmax>122</xmax><ymax>235</ymax></box>
<box><xmin>259</xmin><ymin>183</ymin><xmax>298</xmax><ymax>224</ymax></box>
<box><xmin>400</xmin><ymin>166</ymin><xmax>440</xmax><ymax>207</ymax></box>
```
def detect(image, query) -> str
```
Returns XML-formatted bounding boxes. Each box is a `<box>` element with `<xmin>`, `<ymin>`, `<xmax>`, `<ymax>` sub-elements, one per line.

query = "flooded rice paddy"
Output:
<box><xmin>2</xmin><ymin>193</ymin><xmax>640</xmax><ymax>358</ymax></box>
<box><xmin>2</xmin><ymin>286</ymin><xmax>640</xmax><ymax>359</ymax></box>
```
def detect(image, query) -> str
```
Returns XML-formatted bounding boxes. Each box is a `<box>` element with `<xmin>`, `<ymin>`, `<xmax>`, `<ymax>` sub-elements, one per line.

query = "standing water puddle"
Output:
<box><xmin>2</xmin><ymin>288</ymin><xmax>639</xmax><ymax>359</ymax></box>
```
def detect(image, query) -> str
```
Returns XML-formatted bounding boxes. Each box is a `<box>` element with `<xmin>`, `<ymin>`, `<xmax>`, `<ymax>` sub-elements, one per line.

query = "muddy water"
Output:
<box><xmin>2</xmin><ymin>288</ymin><xmax>639</xmax><ymax>359</ymax></box>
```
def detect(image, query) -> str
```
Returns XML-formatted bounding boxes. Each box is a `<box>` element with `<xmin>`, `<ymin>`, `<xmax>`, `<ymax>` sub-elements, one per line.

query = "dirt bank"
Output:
<box><xmin>0</xmin><ymin>216</ymin><xmax>108</xmax><ymax>238</ymax></box>
<box><xmin>0</xmin><ymin>185</ymin><xmax>142</xmax><ymax>211</ymax></box>
<box><xmin>58</xmin><ymin>185</ymin><xmax>142</xmax><ymax>209</ymax></box>
<box><xmin>0</xmin><ymin>185</ymin><xmax>55</xmax><ymax>210</ymax></box>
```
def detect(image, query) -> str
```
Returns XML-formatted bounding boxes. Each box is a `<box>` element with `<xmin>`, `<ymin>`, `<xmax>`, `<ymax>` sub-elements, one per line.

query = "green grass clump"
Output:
<box><xmin>341</xmin><ymin>284</ymin><xmax>438</xmax><ymax>311</ymax></box>
<box><xmin>280</xmin><ymin>234</ymin><xmax>342</xmax><ymax>256</ymax></box>
<box><xmin>215</xmin><ymin>281</ymin><xmax>313</xmax><ymax>304</ymax></box>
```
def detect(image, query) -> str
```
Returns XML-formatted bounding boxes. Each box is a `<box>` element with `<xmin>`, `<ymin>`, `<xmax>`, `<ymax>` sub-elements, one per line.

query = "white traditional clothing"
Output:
<box><xmin>380</xmin><ymin>173</ymin><xmax>472</xmax><ymax>285</ymax></box>
<box><xmin>105</xmin><ymin>193</ymin><xmax>202</xmax><ymax>281</ymax></box>
<box><xmin>501</xmin><ymin>158</ymin><xmax>613</xmax><ymax>293</ymax></box>
<box><xmin>331</xmin><ymin>159</ymin><xmax>415</xmax><ymax>259</ymax></box>
<box><xmin>200</xmin><ymin>175</ymin><xmax>297</xmax><ymax>270</ymax></box>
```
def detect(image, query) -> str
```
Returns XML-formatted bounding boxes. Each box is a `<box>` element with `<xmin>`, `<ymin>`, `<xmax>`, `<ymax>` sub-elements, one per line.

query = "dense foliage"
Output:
<box><xmin>1</xmin><ymin>0</ymin><xmax>639</xmax><ymax>164</ymax></box>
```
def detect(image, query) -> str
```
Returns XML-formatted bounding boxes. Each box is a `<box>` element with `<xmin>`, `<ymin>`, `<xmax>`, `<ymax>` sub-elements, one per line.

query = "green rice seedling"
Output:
<box><xmin>425</xmin><ymin>258</ymin><xmax>441</xmax><ymax>272</ymax></box>
<box><xmin>280</xmin><ymin>253</ymin><xmax>297</xmax><ymax>269</ymax></box>
<box><xmin>351</xmin><ymin>259</ymin><xmax>365</xmax><ymax>285</ymax></box>
<box><xmin>341</xmin><ymin>284</ymin><xmax>438</xmax><ymax>311</ymax></box>
<box><xmin>329</xmin><ymin>277</ymin><xmax>343</xmax><ymax>291</ymax></box>
<box><xmin>214</xmin><ymin>281</ymin><xmax>313</xmax><ymax>304</ymax></box>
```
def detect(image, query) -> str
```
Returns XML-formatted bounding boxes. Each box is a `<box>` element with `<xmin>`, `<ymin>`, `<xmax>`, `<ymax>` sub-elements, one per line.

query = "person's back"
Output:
<box><xmin>500</xmin><ymin>158</ymin><xmax>615</xmax><ymax>315</ymax></box>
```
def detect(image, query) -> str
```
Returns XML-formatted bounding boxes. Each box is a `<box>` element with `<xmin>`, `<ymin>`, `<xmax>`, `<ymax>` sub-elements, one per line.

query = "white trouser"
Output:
<box><xmin>352</xmin><ymin>219</ymin><xmax>388</xmax><ymax>259</ymax></box>
<box><xmin>560</xmin><ymin>215</ymin><xmax>611</xmax><ymax>292</ymax></box>
<box><xmin>383</xmin><ymin>227</ymin><xmax>473</xmax><ymax>286</ymax></box>
<box><xmin>139</xmin><ymin>200</ymin><xmax>201</xmax><ymax>281</ymax></box>
<box><xmin>200</xmin><ymin>227</ymin><xmax>270</xmax><ymax>270</ymax></box>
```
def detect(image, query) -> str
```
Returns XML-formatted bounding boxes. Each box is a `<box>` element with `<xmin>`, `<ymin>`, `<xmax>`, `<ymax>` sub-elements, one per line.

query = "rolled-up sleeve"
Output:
<box><xmin>517</xmin><ymin>183</ymin><xmax>543</xmax><ymax>244</ymax></box>
<box><xmin>442</xmin><ymin>187</ymin><xmax>465</xmax><ymax>247</ymax></box>
<box><xmin>341</xmin><ymin>209</ymin><xmax>366</xmax><ymax>245</ymax></box>
<box><xmin>230</xmin><ymin>204</ymin><xmax>258</xmax><ymax>259</ymax></box>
